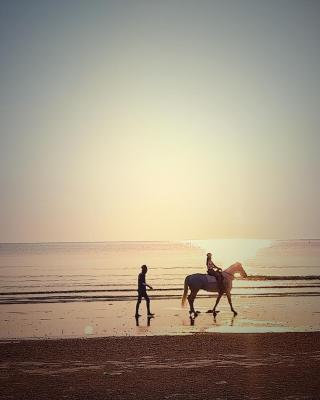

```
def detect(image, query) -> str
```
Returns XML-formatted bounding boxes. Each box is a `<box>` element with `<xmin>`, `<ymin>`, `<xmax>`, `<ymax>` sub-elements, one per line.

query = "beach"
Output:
<box><xmin>1</xmin><ymin>240</ymin><xmax>319</xmax><ymax>399</ymax></box>
<box><xmin>2</xmin><ymin>0</ymin><xmax>320</xmax><ymax>398</ymax></box>
<box><xmin>1</xmin><ymin>240</ymin><xmax>320</xmax><ymax>341</ymax></box>
<box><xmin>2</xmin><ymin>294</ymin><xmax>320</xmax><ymax>340</ymax></box>
<box><xmin>1</xmin><ymin>332</ymin><xmax>320</xmax><ymax>400</ymax></box>
<box><xmin>1</xmin><ymin>240</ymin><xmax>320</xmax><ymax>339</ymax></box>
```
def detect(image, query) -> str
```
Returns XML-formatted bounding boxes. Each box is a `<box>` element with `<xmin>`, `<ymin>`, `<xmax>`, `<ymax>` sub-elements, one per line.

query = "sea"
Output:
<box><xmin>1</xmin><ymin>239</ymin><xmax>319</xmax><ymax>338</ymax></box>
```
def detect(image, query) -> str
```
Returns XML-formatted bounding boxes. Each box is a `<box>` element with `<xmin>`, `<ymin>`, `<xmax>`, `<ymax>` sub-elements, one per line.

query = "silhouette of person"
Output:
<box><xmin>135</xmin><ymin>265</ymin><xmax>154</xmax><ymax>317</ymax></box>
<box><xmin>206</xmin><ymin>252</ymin><xmax>224</xmax><ymax>294</ymax></box>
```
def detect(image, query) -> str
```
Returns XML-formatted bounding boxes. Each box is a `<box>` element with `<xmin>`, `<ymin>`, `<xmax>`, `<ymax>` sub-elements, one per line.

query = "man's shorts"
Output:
<box><xmin>137</xmin><ymin>290</ymin><xmax>149</xmax><ymax>301</ymax></box>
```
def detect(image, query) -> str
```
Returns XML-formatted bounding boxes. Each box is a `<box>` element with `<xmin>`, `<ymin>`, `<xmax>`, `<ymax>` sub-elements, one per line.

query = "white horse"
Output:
<box><xmin>181</xmin><ymin>262</ymin><xmax>248</xmax><ymax>316</ymax></box>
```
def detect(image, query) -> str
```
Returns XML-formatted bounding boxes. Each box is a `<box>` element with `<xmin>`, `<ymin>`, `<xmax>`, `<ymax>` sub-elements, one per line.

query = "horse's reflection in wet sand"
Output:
<box><xmin>189</xmin><ymin>312</ymin><xmax>236</xmax><ymax>327</ymax></box>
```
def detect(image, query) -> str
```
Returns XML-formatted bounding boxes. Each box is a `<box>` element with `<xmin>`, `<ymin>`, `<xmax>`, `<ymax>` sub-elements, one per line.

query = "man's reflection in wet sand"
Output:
<box><xmin>135</xmin><ymin>316</ymin><xmax>154</xmax><ymax>327</ymax></box>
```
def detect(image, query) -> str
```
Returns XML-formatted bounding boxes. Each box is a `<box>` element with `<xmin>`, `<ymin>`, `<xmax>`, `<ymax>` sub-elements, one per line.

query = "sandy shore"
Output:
<box><xmin>2</xmin><ymin>294</ymin><xmax>320</xmax><ymax>340</ymax></box>
<box><xmin>1</xmin><ymin>332</ymin><xmax>320</xmax><ymax>399</ymax></box>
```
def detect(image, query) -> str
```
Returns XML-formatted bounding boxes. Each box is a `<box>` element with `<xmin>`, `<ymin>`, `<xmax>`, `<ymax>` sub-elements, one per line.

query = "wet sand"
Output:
<box><xmin>1</xmin><ymin>332</ymin><xmax>320</xmax><ymax>399</ymax></box>
<box><xmin>1</xmin><ymin>294</ymin><xmax>319</xmax><ymax>339</ymax></box>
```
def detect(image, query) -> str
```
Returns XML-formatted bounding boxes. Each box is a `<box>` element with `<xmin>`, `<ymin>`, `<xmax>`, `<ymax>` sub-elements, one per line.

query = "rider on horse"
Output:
<box><xmin>206</xmin><ymin>252</ymin><xmax>224</xmax><ymax>294</ymax></box>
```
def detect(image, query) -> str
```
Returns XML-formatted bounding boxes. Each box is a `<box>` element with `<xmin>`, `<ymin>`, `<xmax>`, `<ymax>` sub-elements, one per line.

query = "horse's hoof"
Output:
<box><xmin>195</xmin><ymin>310</ymin><xmax>201</xmax><ymax>314</ymax></box>
<box><xmin>233</xmin><ymin>311</ymin><xmax>238</xmax><ymax>316</ymax></box>
<box><xmin>206</xmin><ymin>310</ymin><xmax>213</xmax><ymax>313</ymax></box>
<box><xmin>213</xmin><ymin>310</ymin><xmax>220</xmax><ymax>317</ymax></box>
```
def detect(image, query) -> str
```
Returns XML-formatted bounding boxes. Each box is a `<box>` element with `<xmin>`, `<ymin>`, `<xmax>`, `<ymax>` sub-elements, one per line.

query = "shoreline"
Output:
<box><xmin>1</xmin><ymin>332</ymin><xmax>320</xmax><ymax>399</ymax></box>
<box><xmin>1</xmin><ymin>325</ymin><xmax>319</xmax><ymax>343</ymax></box>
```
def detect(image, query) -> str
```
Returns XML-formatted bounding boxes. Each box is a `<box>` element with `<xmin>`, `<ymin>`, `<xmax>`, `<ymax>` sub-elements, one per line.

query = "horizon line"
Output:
<box><xmin>1</xmin><ymin>238</ymin><xmax>320</xmax><ymax>245</ymax></box>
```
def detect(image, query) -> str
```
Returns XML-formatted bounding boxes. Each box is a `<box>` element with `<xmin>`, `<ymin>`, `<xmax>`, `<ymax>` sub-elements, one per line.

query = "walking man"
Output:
<box><xmin>135</xmin><ymin>265</ymin><xmax>154</xmax><ymax>317</ymax></box>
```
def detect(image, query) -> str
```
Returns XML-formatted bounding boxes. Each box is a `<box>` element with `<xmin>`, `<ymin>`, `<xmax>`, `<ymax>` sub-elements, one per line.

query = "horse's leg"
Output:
<box><xmin>212</xmin><ymin>292</ymin><xmax>222</xmax><ymax>316</ymax></box>
<box><xmin>226</xmin><ymin>291</ymin><xmax>237</xmax><ymax>315</ymax></box>
<box><xmin>188</xmin><ymin>289</ymin><xmax>198</xmax><ymax>315</ymax></box>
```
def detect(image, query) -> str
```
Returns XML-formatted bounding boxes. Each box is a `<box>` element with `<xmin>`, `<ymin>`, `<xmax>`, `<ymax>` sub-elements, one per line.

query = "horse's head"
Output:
<box><xmin>224</xmin><ymin>262</ymin><xmax>247</xmax><ymax>278</ymax></box>
<box><xmin>239</xmin><ymin>263</ymin><xmax>248</xmax><ymax>278</ymax></box>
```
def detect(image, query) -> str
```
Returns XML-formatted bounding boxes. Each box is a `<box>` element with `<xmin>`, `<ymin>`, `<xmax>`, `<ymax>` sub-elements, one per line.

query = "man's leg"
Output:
<box><xmin>135</xmin><ymin>293</ymin><xmax>142</xmax><ymax>316</ymax></box>
<box><xmin>213</xmin><ymin>271</ymin><xmax>224</xmax><ymax>294</ymax></box>
<box><xmin>209</xmin><ymin>270</ymin><xmax>224</xmax><ymax>294</ymax></box>
<box><xmin>217</xmin><ymin>274</ymin><xmax>224</xmax><ymax>294</ymax></box>
<box><xmin>218</xmin><ymin>273</ymin><xmax>225</xmax><ymax>293</ymax></box>
<box><xmin>144</xmin><ymin>293</ymin><xmax>154</xmax><ymax>316</ymax></box>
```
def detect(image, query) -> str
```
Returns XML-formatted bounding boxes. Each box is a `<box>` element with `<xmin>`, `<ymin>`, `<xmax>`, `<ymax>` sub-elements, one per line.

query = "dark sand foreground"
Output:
<box><xmin>1</xmin><ymin>333</ymin><xmax>320</xmax><ymax>400</ymax></box>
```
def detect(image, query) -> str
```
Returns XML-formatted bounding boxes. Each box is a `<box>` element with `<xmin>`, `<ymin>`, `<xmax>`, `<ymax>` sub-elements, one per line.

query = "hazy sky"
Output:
<box><xmin>1</xmin><ymin>0</ymin><xmax>320</xmax><ymax>242</ymax></box>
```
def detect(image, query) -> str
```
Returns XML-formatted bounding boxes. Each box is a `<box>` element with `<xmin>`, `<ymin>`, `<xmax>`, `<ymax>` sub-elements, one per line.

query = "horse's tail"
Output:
<box><xmin>181</xmin><ymin>276</ymin><xmax>189</xmax><ymax>307</ymax></box>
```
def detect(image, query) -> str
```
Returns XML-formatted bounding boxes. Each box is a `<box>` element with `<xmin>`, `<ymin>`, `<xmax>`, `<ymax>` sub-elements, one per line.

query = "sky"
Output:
<box><xmin>0</xmin><ymin>0</ymin><xmax>320</xmax><ymax>242</ymax></box>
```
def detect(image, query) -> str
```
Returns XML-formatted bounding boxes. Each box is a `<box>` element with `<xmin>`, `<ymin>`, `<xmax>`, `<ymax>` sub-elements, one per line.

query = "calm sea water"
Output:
<box><xmin>0</xmin><ymin>239</ymin><xmax>320</xmax><ymax>304</ymax></box>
